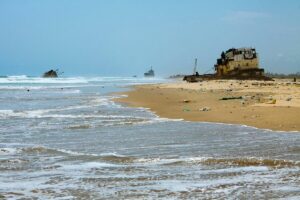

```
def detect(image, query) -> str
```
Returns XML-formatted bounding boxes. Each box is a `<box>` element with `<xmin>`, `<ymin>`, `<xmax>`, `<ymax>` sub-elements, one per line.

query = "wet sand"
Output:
<box><xmin>115</xmin><ymin>79</ymin><xmax>300</xmax><ymax>131</ymax></box>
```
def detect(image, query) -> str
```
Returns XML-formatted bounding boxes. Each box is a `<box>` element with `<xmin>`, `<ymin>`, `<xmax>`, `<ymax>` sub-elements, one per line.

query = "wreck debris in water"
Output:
<box><xmin>42</xmin><ymin>69</ymin><xmax>60</xmax><ymax>78</ymax></box>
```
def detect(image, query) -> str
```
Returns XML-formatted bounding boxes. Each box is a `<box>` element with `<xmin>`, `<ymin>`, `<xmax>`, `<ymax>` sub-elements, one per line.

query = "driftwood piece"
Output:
<box><xmin>220</xmin><ymin>96</ymin><xmax>243</xmax><ymax>100</ymax></box>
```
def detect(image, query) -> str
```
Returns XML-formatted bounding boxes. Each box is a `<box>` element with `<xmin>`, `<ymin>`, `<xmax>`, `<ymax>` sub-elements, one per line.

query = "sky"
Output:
<box><xmin>0</xmin><ymin>0</ymin><xmax>299</xmax><ymax>76</ymax></box>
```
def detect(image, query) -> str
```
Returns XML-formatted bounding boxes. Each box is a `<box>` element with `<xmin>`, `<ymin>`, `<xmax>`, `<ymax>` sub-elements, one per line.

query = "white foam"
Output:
<box><xmin>0</xmin><ymin>77</ymin><xmax>88</xmax><ymax>84</ymax></box>
<box><xmin>0</xmin><ymin>147</ymin><xmax>20</xmax><ymax>155</ymax></box>
<box><xmin>135</xmin><ymin>156</ymin><xmax>206</xmax><ymax>166</ymax></box>
<box><xmin>54</xmin><ymin>148</ymin><xmax>98</xmax><ymax>157</ymax></box>
<box><xmin>0</xmin><ymin>105</ymin><xmax>145</xmax><ymax>119</ymax></box>
<box><xmin>21</xmin><ymin>146</ymin><xmax>125</xmax><ymax>159</ymax></box>
<box><xmin>7</xmin><ymin>75</ymin><xmax>28</xmax><ymax>78</ymax></box>
<box><xmin>99</xmin><ymin>152</ymin><xmax>127</xmax><ymax>157</ymax></box>
<box><xmin>0</xmin><ymin>76</ymin><xmax>168</xmax><ymax>85</ymax></box>
<box><xmin>0</xmin><ymin>110</ymin><xmax>15</xmax><ymax>117</ymax></box>
<box><xmin>60</xmin><ymin>162</ymin><xmax>119</xmax><ymax>170</ymax></box>
<box><xmin>0</xmin><ymin>109</ymin><xmax>48</xmax><ymax>118</ymax></box>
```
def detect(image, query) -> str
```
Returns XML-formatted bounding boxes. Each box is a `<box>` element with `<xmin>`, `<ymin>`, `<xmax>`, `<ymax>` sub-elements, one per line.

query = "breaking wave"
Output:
<box><xmin>0</xmin><ymin>76</ymin><xmax>167</xmax><ymax>85</ymax></box>
<box><xmin>201</xmin><ymin>157</ymin><xmax>300</xmax><ymax>168</ymax></box>
<box><xmin>5</xmin><ymin>146</ymin><xmax>299</xmax><ymax>168</ymax></box>
<box><xmin>136</xmin><ymin>157</ymin><xmax>300</xmax><ymax>168</ymax></box>
<box><xmin>0</xmin><ymin>147</ymin><xmax>20</xmax><ymax>155</ymax></box>
<box><xmin>0</xmin><ymin>76</ymin><xmax>88</xmax><ymax>84</ymax></box>
<box><xmin>0</xmin><ymin>109</ymin><xmax>147</xmax><ymax>120</ymax></box>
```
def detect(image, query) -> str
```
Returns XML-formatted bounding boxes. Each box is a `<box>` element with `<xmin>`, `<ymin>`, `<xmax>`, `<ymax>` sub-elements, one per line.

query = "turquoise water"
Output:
<box><xmin>0</xmin><ymin>76</ymin><xmax>299</xmax><ymax>199</ymax></box>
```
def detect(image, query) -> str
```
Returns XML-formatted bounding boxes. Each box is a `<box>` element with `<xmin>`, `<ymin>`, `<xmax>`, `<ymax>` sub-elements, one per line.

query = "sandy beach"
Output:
<box><xmin>115</xmin><ymin>79</ymin><xmax>300</xmax><ymax>131</ymax></box>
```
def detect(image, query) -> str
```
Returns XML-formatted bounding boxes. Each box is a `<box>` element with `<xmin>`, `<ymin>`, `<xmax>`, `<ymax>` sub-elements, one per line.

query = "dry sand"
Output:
<box><xmin>115</xmin><ymin>79</ymin><xmax>300</xmax><ymax>131</ymax></box>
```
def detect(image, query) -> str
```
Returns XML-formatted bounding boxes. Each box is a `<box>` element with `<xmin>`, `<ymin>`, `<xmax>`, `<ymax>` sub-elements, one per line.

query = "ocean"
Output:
<box><xmin>0</xmin><ymin>76</ymin><xmax>299</xmax><ymax>199</ymax></box>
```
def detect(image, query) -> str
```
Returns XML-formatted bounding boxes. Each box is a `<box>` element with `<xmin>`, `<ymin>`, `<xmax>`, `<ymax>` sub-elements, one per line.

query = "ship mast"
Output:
<box><xmin>193</xmin><ymin>58</ymin><xmax>198</xmax><ymax>75</ymax></box>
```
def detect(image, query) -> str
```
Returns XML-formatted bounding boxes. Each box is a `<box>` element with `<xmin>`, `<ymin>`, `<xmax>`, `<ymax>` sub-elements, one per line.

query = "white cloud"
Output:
<box><xmin>221</xmin><ymin>11</ymin><xmax>270</xmax><ymax>24</ymax></box>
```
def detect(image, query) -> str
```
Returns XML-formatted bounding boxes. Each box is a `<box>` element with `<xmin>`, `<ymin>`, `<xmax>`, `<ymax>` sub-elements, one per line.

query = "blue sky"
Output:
<box><xmin>0</xmin><ymin>0</ymin><xmax>299</xmax><ymax>76</ymax></box>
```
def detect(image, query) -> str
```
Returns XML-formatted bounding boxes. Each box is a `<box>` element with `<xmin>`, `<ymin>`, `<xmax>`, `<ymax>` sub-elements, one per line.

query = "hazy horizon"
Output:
<box><xmin>1</xmin><ymin>0</ymin><xmax>299</xmax><ymax>77</ymax></box>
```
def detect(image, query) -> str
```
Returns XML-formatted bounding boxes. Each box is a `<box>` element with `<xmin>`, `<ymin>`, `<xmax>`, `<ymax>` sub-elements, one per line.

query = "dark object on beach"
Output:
<box><xmin>199</xmin><ymin>107</ymin><xmax>211</xmax><ymax>111</ymax></box>
<box><xmin>144</xmin><ymin>67</ymin><xmax>155</xmax><ymax>77</ymax></box>
<box><xmin>43</xmin><ymin>69</ymin><xmax>60</xmax><ymax>78</ymax></box>
<box><xmin>294</xmin><ymin>77</ymin><xmax>297</xmax><ymax>82</ymax></box>
<box><xmin>182</xmin><ymin>99</ymin><xmax>191</xmax><ymax>103</ymax></box>
<box><xmin>184</xmin><ymin>48</ymin><xmax>273</xmax><ymax>82</ymax></box>
<box><xmin>220</xmin><ymin>96</ymin><xmax>243</xmax><ymax>100</ymax></box>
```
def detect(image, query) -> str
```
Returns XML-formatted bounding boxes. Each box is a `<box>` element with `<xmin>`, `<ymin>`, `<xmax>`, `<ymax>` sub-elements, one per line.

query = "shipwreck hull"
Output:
<box><xmin>183</xmin><ymin>74</ymin><xmax>215</xmax><ymax>82</ymax></box>
<box><xmin>42</xmin><ymin>70</ymin><xmax>58</xmax><ymax>78</ymax></box>
<box><xmin>217</xmin><ymin>68</ymin><xmax>273</xmax><ymax>81</ymax></box>
<box><xmin>183</xmin><ymin>69</ymin><xmax>273</xmax><ymax>82</ymax></box>
<box><xmin>184</xmin><ymin>47</ymin><xmax>273</xmax><ymax>82</ymax></box>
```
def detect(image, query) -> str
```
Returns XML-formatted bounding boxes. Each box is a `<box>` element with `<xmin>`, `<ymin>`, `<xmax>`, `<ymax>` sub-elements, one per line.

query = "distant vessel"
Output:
<box><xmin>42</xmin><ymin>69</ymin><xmax>62</xmax><ymax>78</ymax></box>
<box><xmin>144</xmin><ymin>67</ymin><xmax>155</xmax><ymax>77</ymax></box>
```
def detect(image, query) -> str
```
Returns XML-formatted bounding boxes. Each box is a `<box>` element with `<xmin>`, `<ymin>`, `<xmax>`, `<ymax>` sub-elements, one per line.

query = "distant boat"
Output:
<box><xmin>42</xmin><ymin>69</ymin><xmax>63</xmax><ymax>78</ymax></box>
<box><xmin>144</xmin><ymin>67</ymin><xmax>155</xmax><ymax>77</ymax></box>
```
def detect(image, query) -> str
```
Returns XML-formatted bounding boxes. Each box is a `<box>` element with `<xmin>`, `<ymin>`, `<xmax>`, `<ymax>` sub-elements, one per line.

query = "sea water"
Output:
<box><xmin>0</xmin><ymin>76</ymin><xmax>299</xmax><ymax>199</ymax></box>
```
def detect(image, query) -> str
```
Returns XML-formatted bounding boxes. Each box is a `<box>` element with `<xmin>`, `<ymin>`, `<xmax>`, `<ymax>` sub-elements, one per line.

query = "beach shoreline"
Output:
<box><xmin>114</xmin><ymin>79</ymin><xmax>300</xmax><ymax>132</ymax></box>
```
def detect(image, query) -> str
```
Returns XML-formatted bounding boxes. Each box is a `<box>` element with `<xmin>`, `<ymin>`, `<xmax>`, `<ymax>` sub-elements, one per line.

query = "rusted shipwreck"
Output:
<box><xmin>42</xmin><ymin>69</ymin><xmax>60</xmax><ymax>78</ymax></box>
<box><xmin>184</xmin><ymin>48</ymin><xmax>273</xmax><ymax>82</ymax></box>
<box><xmin>144</xmin><ymin>67</ymin><xmax>155</xmax><ymax>77</ymax></box>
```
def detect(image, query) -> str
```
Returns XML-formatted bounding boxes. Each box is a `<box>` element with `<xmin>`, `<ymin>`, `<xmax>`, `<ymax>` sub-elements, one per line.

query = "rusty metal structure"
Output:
<box><xmin>42</xmin><ymin>69</ymin><xmax>62</xmax><ymax>78</ymax></box>
<box><xmin>144</xmin><ymin>67</ymin><xmax>155</xmax><ymax>77</ymax></box>
<box><xmin>184</xmin><ymin>48</ymin><xmax>273</xmax><ymax>82</ymax></box>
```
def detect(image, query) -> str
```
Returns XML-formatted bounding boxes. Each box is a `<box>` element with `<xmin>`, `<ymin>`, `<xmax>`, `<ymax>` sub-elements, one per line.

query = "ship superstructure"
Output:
<box><xmin>183</xmin><ymin>47</ymin><xmax>272</xmax><ymax>82</ymax></box>
<box><xmin>144</xmin><ymin>67</ymin><xmax>155</xmax><ymax>77</ymax></box>
<box><xmin>214</xmin><ymin>48</ymin><xmax>264</xmax><ymax>78</ymax></box>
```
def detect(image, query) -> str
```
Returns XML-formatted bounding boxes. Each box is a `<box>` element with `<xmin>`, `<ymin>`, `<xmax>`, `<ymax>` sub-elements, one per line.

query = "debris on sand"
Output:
<box><xmin>182</xmin><ymin>100</ymin><xmax>191</xmax><ymax>103</ymax></box>
<box><xmin>199</xmin><ymin>107</ymin><xmax>211</xmax><ymax>111</ymax></box>
<box><xmin>220</xmin><ymin>96</ymin><xmax>243</xmax><ymax>100</ymax></box>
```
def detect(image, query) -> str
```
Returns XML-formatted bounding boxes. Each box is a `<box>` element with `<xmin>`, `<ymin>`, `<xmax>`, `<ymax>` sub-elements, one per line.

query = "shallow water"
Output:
<box><xmin>0</xmin><ymin>76</ymin><xmax>299</xmax><ymax>199</ymax></box>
